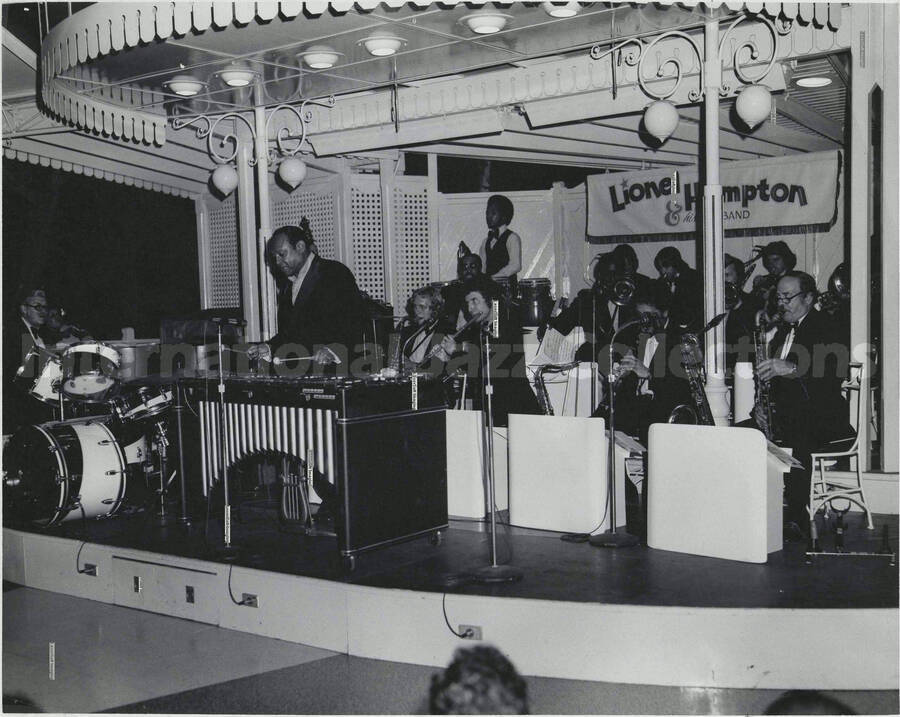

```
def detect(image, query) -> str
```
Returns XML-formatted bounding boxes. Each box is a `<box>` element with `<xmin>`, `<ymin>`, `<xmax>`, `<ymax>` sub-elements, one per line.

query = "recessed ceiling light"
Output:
<box><xmin>795</xmin><ymin>76</ymin><xmax>833</xmax><ymax>88</ymax></box>
<box><xmin>216</xmin><ymin>64</ymin><xmax>258</xmax><ymax>87</ymax></box>
<box><xmin>163</xmin><ymin>74</ymin><xmax>206</xmax><ymax>97</ymax></box>
<box><xmin>297</xmin><ymin>45</ymin><xmax>342</xmax><ymax>69</ymax></box>
<box><xmin>460</xmin><ymin>11</ymin><xmax>513</xmax><ymax>34</ymax></box>
<box><xmin>359</xmin><ymin>34</ymin><xmax>405</xmax><ymax>57</ymax></box>
<box><xmin>542</xmin><ymin>1</ymin><xmax>581</xmax><ymax>18</ymax></box>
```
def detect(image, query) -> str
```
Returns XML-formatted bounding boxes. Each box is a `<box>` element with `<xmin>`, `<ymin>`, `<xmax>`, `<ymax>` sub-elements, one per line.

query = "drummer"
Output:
<box><xmin>478</xmin><ymin>195</ymin><xmax>522</xmax><ymax>298</ymax></box>
<box><xmin>3</xmin><ymin>288</ymin><xmax>53</xmax><ymax>432</ymax></box>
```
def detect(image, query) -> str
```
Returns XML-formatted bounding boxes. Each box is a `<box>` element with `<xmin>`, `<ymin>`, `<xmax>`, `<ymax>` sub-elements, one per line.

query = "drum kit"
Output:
<box><xmin>5</xmin><ymin>340</ymin><xmax>175</xmax><ymax>528</ymax></box>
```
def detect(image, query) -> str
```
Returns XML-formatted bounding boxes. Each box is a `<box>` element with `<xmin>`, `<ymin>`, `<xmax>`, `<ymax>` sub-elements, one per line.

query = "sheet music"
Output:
<box><xmin>767</xmin><ymin>441</ymin><xmax>804</xmax><ymax>469</ymax></box>
<box><xmin>534</xmin><ymin>326</ymin><xmax>581</xmax><ymax>365</ymax></box>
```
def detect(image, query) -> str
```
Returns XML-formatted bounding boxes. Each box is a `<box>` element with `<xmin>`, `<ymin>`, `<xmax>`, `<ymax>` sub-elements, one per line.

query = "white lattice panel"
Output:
<box><xmin>271</xmin><ymin>186</ymin><xmax>337</xmax><ymax>260</ymax></box>
<box><xmin>207</xmin><ymin>196</ymin><xmax>241</xmax><ymax>309</ymax></box>
<box><xmin>392</xmin><ymin>179</ymin><xmax>431</xmax><ymax>310</ymax></box>
<box><xmin>350</xmin><ymin>178</ymin><xmax>386</xmax><ymax>301</ymax></box>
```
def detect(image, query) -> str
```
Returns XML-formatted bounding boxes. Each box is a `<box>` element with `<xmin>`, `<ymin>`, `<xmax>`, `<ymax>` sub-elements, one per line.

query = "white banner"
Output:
<box><xmin>587</xmin><ymin>150</ymin><xmax>841</xmax><ymax>243</ymax></box>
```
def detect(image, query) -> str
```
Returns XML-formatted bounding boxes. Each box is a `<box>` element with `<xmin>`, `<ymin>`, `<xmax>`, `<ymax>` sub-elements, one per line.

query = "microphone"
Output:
<box><xmin>210</xmin><ymin>317</ymin><xmax>247</xmax><ymax>327</ymax></box>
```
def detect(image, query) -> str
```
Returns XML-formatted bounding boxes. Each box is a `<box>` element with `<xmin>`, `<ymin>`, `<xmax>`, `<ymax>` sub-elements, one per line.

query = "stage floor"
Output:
<box><xmin>5</xmin><ymin>499</ymin><xmax>897</xmax><ymax>611</ymax></box>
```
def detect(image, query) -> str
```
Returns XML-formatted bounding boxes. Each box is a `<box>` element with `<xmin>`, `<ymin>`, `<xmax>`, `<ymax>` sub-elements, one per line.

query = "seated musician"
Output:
<box><xmin>394</xmin><ymin>286</ymin><xmax>452</xmax><ymax>374</ymax></box>
<box><xmin>754</xmin><ymin>240</ymin><xmax>798</xmax><ymax>324</ymax></box>
<box><xmin>653</xmin><ymin>246</ymin><xmax>702</xmax><ymax>331</ymax></box>
<box><xmin>249</xmin><ymin>219</ymin><xmax>366</xmax><ymax>372</ymax></box>
<box><xmin>442</xmin><ymin>251</ymin><xmax>484</xmax><ymax>331</ymax></box>
<box><xmin>441</xmin><ymin>275</ymin><xmax>540</xmax><ymax>427</ymax></box>
<box><xmin>599</xmin><ymin>281</ymin><xmax>694</xmax><ymax>445</ymax></box>
<box><xmin>742</xmin><ymin>271</ymin><xmax>852</xmax><ymax>541</ymax></box>
<box><xmin>3</xmin><ymin>287</ymin><xmax>53</xmax><ymax>432</ymax></box>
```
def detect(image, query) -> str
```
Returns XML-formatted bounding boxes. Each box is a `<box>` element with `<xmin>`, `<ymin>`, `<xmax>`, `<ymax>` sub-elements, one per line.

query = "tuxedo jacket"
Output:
<box><xmin>660</xmin><ymin>267</ymin><xmax>702</xmax><ymax>331</ymax></box>
<box><xmin>613</xmin><ymin>320</ymin><xmax>694</xmax><ymax>422</ymax></box>
<box><xmin>771</xmin><ymin>307</ymin><xmax>849</xmax><ymax>442</ymax></box>
<box><xmin>270</xmin><ymin>255</ymin><xmax>366</xmax><ymax>357</ymax></box>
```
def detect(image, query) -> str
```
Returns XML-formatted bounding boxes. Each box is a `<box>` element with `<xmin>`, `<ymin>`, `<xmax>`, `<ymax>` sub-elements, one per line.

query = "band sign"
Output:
<box><xmin>587</xmin><ymin>150</ymin><xmax>840</xmax><ymax>242</ymax></box>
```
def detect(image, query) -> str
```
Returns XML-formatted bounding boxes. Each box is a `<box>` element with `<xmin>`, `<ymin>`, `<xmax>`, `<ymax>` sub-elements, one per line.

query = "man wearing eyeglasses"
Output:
<box><xmin>754</xmin><ymin>271</ymin><xmax>852</xmax><ymax>541</ymax></box>
<box><xmin>4</xmin><ymin>288</ymin><xmax>52</xmax><ymax>433</ymax></box>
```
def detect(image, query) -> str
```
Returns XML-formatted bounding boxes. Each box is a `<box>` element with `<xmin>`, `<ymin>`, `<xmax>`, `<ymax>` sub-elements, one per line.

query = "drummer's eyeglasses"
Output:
<box><xmin>23</xmin><ymin>303</ymin><xmax>48</xmax><ymax>311</ymax></box>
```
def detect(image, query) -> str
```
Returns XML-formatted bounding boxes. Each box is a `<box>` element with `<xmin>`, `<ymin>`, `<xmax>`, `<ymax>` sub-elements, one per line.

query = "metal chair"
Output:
<box><xmin>808</xmin><ymin>362</ymin><xmax>874</xmax><ymax>532</ymax></box>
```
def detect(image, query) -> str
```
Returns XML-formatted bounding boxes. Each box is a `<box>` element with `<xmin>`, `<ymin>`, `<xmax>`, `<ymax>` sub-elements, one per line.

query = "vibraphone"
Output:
<box><xmin>179</xmin><ymin>373</ymin><xmax>448</xmax><ymax>563</ymax></box>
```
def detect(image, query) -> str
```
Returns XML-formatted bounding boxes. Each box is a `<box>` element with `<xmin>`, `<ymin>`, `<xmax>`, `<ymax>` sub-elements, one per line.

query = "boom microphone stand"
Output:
<box><xmin>472</xmin><ymin>300</ymin><xmax>523</xmax><ymax>583</ymax></box>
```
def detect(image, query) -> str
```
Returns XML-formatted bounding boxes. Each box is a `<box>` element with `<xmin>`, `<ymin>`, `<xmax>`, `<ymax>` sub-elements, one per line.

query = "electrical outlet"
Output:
<box><xmin>185</xmin><ymin>585</ymin><xmax>194</xmax><ymax>604</ymax></box>
<box><xmin>133</xmin><ymin>576</ymin><xmax>142</xmax><ymax>593</ymax></box>
<box><xmin>459</xmin><ymin>624</ymin><xmax>482</xmax><ymax>640</ymax></box>
<box><xmin>241</xmin><ymin>593</ymin><xmax>258</xmax><ymax>608</ymax></box>
<box><xmin>83</xmin><ymin>563</ymin><xmax>97</xmax><ymax>577</ymax></box>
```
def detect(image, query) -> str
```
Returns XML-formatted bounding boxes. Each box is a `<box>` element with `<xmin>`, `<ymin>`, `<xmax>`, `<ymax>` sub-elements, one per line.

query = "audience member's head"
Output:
<box><xmin>429</xmin><ymin>645</ymin><xmax>528</xmax><ymax>714</ymax></box>
<box><xmin>763</xmin><ymin>689</ymin><xmax>855</xmax><ymax>715</ymax></box>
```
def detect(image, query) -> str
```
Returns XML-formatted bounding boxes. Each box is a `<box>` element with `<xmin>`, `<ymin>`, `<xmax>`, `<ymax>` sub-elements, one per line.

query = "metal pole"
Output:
<box><xmin>702</xmin><ymin>18</ymin><xmax>730</xmax><ymax>425</ymax></box>
<box><xmin>253</xmin><ymin>85</ymin><xmax>276</xmax><ymax>339</ymax></box>
<box><xmin>174</xmin><ymin>383</ymin><xmax>190</xmax><ymax>524</ymax></box>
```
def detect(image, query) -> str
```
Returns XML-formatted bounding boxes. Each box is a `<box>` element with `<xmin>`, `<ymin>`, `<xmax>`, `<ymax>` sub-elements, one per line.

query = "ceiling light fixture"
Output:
<box><xmin>298</xmin><ymin>45</ymin><xmax>342</xmax><ymax>69</ymax></box>
<box><xmin>795</xmin><ymin>76</ymin><xmax>833</xmax><ymax>88</ymax></box>
<box><xmin>643</xmin><ymin>100</ymin><xmax>680</xmax><ymax>142</ymax></box>
<box><xmin>163</xmin><ymin>74</ymin><xmax>206</xmax><ymax>97</ymax></box>
<box><xmin>359</xmin><ymin>34</ymin><xmax>405</xmax><ymax>57</ymax></box>
<box><xmin>211</xmin><ymin>165</ymin><xmax>239</xmax><ymax>196</ymax></box>
<box><xmin>542</xmin><ymin>1</ymin><xmax>581</xmax><ymax>18</ymax></box>
<box><xmin>460</xmin><ymin>11</ymin><xmax>513</xmax><ymax>34</ymax></box>
<box><xmin>216</xmin><ymin>64</ymin><xmax>258</xmax><ymax>88</ymax></box>
<box><xmin>735</xmin><ymin>84</ymin><xmax>772</xmax><ymax>129</ymax></box>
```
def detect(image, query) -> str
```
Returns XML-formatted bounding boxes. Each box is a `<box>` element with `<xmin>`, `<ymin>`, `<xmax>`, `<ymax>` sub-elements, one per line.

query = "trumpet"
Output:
<box><xmin>609</xmin><ymin>276</ymin><xmax>637</xmax><ymax>306</ymax></box>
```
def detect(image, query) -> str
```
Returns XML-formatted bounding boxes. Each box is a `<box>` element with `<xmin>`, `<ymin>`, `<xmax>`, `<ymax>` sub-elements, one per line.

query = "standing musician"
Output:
<box><xmin>723</xmin><ymin>253</ymin><xmax>761</xmax><ymax>372</ymax></box>
<box><xmin>440</xmin><ymin>275</ymin><xmax>540</xmax><ymax>427</ymax></box>
<box><xmin>653</xmin><ymin>246</ymin><xmax>702</xmax><ymax>331</ymax></box>
<box><xmin>599</xmin><ymin>281</ymin><xmax>693</xmax><ymax>445</ymax></box>
<box><xmin>753</xmin><ymin>240</ymin><xmax>798</xmax><ymax>324</ymax></box>
<box><xmin>478</xmin><ymin>195</ymin><xmax>522</xmax><ymax>297</ymax></box>
<box><xmin>249</xmin><ymin>219</ymin><xmax>366</xmax><ymax>370</ymax></box>
<box><xmin>746</xmin><ymin>271</ymin><xmax>852</xmax><ymax>541</ymax></box>
<box><xmin>395</xmin><ymin>286</ymin><xmax>452</xmax><ymax>373</ymax></box>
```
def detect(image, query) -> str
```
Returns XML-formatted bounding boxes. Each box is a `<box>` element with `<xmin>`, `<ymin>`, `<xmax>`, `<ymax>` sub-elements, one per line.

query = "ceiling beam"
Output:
<box><xmin>774</xmin><ymin>96</ymin><xmax>844</xmax><ymax>143</ymax></box>
<box><xmin>414</xmin><ymin>143</ymin><xmax>657</xmax><ymax>170</ymax></box>
<box><xmin>2</xmin><ymin>28</ymin><xmax>37</xmax><ymax>70</ymax></box>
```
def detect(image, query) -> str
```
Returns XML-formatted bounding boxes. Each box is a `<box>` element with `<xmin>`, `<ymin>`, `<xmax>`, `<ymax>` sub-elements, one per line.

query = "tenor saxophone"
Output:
<box><xmin>752</xmin><ymin>317</ymin><xmax>776</xmax><ymax>441</ymax></box>
<box><xmin>532</xmin><ymin>362</ymin><xmax>579</xmax><ymax>415</ymax></box>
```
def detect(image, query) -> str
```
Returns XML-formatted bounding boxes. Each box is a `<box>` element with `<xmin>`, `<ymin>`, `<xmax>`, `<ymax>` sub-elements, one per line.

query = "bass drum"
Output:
<box><xmin>3</xmin><ymin>419</ymin><xmax>126</xmax><ymax>526</ymax></box>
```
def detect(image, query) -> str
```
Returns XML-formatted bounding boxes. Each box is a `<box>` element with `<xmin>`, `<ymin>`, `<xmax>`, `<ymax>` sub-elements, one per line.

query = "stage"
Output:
<box><xmin>3</xmin><ymin>502</ymin><xmax>897</xmax><ymax>692</ymax></box>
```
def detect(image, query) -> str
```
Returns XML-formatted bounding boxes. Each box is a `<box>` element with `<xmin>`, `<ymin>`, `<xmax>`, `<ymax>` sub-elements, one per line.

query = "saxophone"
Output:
<box><xmin>533</xmin><ymin>362</ymin><xmax>579</xmax><ymax>415</ymax></box>
<box><xmin>752</xmin><ymin>315</ymin><xmax>776</xmax><ymax>441</ymax></box>
<box><xmin>668</xmin><ymin>333</ymin><xmax>715</xmax><ymax>425</ymax></box>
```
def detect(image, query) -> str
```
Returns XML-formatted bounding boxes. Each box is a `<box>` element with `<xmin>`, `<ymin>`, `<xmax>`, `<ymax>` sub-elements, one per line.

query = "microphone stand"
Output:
<box><xmin>215</xmin><ymin>323</ymin><xmax>239</xmax><ymax>559</ymax></box>
<box><xmin>589</xmin><ymin>317</ymin><xmax>640</xmax><ymax>549</ymax></box>
<box><xmin>472</xmin><ymin>304</ymin><xmax>523</xmax><ymax>584</ymax></box>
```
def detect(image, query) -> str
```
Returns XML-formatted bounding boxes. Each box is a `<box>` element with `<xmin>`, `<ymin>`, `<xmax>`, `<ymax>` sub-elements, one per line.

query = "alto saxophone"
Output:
<box><xmin>668</xmin><ymin>333</ymin><xmax>715</xmax><ymax>425</ymax></box>
<box><xmin>532</xmin><ymin>362</ymin><xmax>579</xmax><ymax>415</ymax></box>
<box><xmin>752</xmin><ymin>316</ymin><xmax>777</xmax><ymax>441</ymax></box>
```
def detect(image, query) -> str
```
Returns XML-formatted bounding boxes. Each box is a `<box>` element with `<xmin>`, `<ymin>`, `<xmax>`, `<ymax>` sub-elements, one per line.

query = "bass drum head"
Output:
<box><xmin>3</xmin><ymin>424</ymin><xmax>72</xmax><ymax>526</ymax></box>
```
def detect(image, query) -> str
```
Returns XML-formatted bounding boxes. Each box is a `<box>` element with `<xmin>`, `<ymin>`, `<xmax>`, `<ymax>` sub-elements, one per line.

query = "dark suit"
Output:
<box><xmin>549</xmin><ymin>273</ymin><xmax>654</xmax><ymax>369</ymax></box>
<box><xmin>270</xmin><ymin>255</ymin><xmax>366</xmax><ymax>366</ymax></box>
<box><xmin>659</xmin><ymin>267</ymin><xmax>702</xmax><ymax>331</ymax></box>
<box><xmin>769</xmin><ymin>308</ymin><xmax>852</xmax><ymax>525</ymax></box>
<box><xmin>3</xmin><ymin>316</ymin><xmax>54</xmax><ymax>433</ymax></box>
<box><xmin>603</xmin><ymin>319</ymin><xmax>694</xmax><ymax>444</ymax></box>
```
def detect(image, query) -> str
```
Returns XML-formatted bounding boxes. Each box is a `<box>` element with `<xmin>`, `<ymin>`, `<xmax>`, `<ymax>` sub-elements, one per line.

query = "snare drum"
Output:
<box><xmin>61</xmin><ymin>342</ymin><xmax>120</xmax><ymax>401</ymax></box>
<box><xmin>110</xmin><ymin>386</ymin><xmax>173</xmax><ymax>425</ymax></box>
<box><xmin>3</xmin><ymin>419</ymin><xmax>126</xmax><ymax>526</ymax></box>
<box><xmin>14</xmin><ymin>347</ymin><xmax>63</xmax><ymax>404</ymax></box>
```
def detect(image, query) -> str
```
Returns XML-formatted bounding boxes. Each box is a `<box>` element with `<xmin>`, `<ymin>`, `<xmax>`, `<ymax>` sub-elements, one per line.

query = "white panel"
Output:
<box><xmin>445</xmin><ymin>410</ymin><xmax>507</xmax><ymax>518</ymax></box>
<box><xmin>350</xmin><ymin>176</ymin><xmax>386</xmax><ymax>301</ymax></box>
<box><xmin>207</xmin><ymin>195</ymin><xmax>241</xmax><ymax>309</ymax></box>
<box><xmin>271</xmin><ymin>183</ymin><xmax>338</xmax><ymax>259</ymax></box>
<box><xmin>392</xmin><ymin>177</ymin><xmax>431</xmax><ymax>310</ymax></box>
<box><xmin>2</xmin><ymin>529</ymin><xmax>26</xmax><ymax>584</ymax></box>
<box><xmin>22</xmin><ymin>533</ymin><xmax>115</xmax><ymax>602</ymax></box>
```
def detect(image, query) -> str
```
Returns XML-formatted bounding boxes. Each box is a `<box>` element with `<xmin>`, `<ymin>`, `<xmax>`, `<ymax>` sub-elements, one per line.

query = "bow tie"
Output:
<box><xmin>488</xmin><ymin>228</ymin><xmax>499</xmax><ymax>240</ymax></box>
